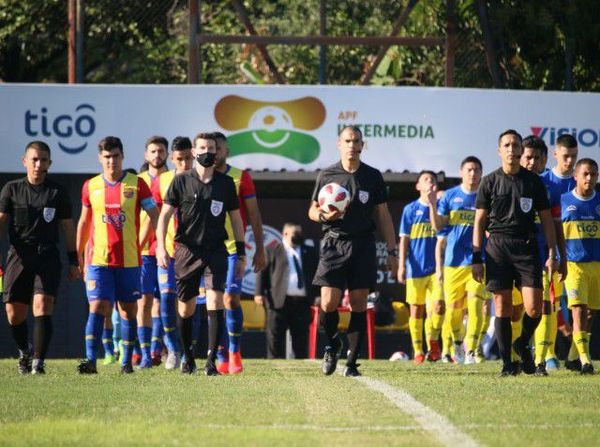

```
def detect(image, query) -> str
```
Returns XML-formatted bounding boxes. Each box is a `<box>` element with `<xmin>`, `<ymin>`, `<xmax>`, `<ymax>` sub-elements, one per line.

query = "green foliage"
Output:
<box><xmin>1</xmin><ymin>0</ymin><xmax>600</xmax><ymax>90</ymax></box>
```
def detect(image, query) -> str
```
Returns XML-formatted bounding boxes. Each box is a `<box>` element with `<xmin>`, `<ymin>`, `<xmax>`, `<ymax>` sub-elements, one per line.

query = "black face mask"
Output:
<box><xmin>196</xmin><ymin>152</ymin><xmax>216</xmax><ymax>167</ymax></box>
<box><xmin>291</xmin><ymin>234</ymin><xmax>304</xmax><ymax>246</ymax></box>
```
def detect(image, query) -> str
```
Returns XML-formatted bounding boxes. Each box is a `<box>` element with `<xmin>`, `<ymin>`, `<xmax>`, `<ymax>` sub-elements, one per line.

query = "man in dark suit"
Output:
<box><xmin>255</xmin><ymin>222</ymin><xmax>319</xmax><ymax>359</ymax></box>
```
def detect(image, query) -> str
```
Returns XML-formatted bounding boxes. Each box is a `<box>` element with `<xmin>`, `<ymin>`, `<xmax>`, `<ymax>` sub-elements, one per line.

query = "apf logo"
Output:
<box><xmin>25</xmin><ymin>104</ymin><xmax>96</xmax><ymax>154</ymax></box>
<box><xmin>214</xmin><ymin>96</ymin><xmax>326</xmax><ymax>164</ymax></box>
<box><xmin>531</xmin><ymin>126</ymin><xmax>600</xmax><ymax>148</ymax></box>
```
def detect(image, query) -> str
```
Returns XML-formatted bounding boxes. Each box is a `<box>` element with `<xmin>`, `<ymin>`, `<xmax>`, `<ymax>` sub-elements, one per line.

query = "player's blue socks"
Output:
<box><xmin>161</xmin><ymin>292</ymin><xmax>180</xmax><ymax>353</ymax></box>
<box><xmin>151</xmin><ymin>317</ymin><xmax>163</xmax><ymax>356</ymax></box>
<box><xmin>121</xmin><ymin>318</ymin><xmax>137</xmax><ymax>365</ymax></box>
<box><xmin>102</xmin><ymin>327</ymin><xmax>114</xmax><ymax>357</ymax></box>
<box><xmin>111</xmin><ymin>309</ymin><xmax>121</xmax><ymax>353</ymax></box>
<box><xmin>226</xmin><ymin>306</ymin><xmax>243</xmax><ymax>354</ymax></box>
<box><xmin>138</xmin><ymin>325</ymin><xmax>152</xmax><ymax>362</ymax></box>
<box><xmin>85</xmin><ymin>312</ymin><xmax>104</xmax><ymax>363</ymax></box>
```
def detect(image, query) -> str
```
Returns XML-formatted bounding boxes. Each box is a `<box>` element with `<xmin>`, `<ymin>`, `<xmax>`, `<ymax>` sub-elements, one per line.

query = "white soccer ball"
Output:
<box><xmin>318</xmin><ymin>183</ymin><xmax>351</xmax><ymax>214</ymax></box>
<box><xmin>389</xmin><ymin>351</ymin><xmax>410</xmax><ymax>362</ymax></box>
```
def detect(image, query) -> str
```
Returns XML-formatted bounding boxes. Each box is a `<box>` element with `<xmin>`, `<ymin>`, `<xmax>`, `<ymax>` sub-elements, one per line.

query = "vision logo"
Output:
<box><xmin>214</xmin><ymin>96</ymin><xmax>326</xmax><ymax>164</ymax></box>
<box><xmin>531</xmin><ymin>126</ymin><xmax>600</xmax><ymax>147</ymax></box>
<box><xmin>25</xmin><ymin>104</ymin><xmax>96</xmax><ymax>154</ymax></box>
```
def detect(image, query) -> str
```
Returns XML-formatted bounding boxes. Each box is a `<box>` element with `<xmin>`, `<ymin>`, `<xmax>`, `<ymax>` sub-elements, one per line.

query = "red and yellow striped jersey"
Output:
<box><xmin>138</xmin><ymin>171</ymin><xmax>161</xmax><ymax>256</ymax></box>
<box><xmin>82</xmin><ymin>172</ymin><xmax>154</xmax><ymax>268</ymax></box>
<box><xmin>223</xmin><ymin>165</ymin><xmax>256</xmax><ymax>254</ymax></box>
<box><xmin>153</xmin><ymin>170</ymin><xmax>178</xmax><ymax>258</ymax></box>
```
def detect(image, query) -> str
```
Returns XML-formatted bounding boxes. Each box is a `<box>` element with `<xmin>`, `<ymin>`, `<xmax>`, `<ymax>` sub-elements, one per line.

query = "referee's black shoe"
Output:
<box><xmin>18</xmin><ymin>348</ymin><xmax>33</xmax><ymax>375</ymax></box>
<box><xmin>534</xmin><ymin>363</ymin><xmax>548</xmax><ymax>377</ymax></box>
<box><xmin>500</xmin><ymin>362</ymin><xmax>520</xmax><ymax>377</ymax></box>
<box><xmin>32</xmin><ymin>361</ymin><xmax>46</xmax><ymax>375</ymax></box>
<box><xmin>581</xmin><ymin>363</ymin><xmax>594</xmax><ymax>375</ymax></box>
<box><xmin>322</xmin><ymin>343</ymin><xmax>341</xmax><ymax>376</ymax></box>
<box><xmin>77</xmin><ymin>359</ymin><xmax>98</xmax><ymax>374</ymax></box>
<box><xmin>181</xmin><ymin>359</ymin><xmax>197</xmax><ymax>375</ymax></box>
<box><xmin>565</xmin><ymin>359</ymin><xmax>582</xmax><ymax>372</ymax></box>
<box><xmin>120</xmin><ymin>362</ymin><xmax>134</xmax><ymax>374</ymax></box>
<box><xmin>343</xmin><ymin>363</ymin><xmax>361</xmax><ymax>377</ymax></box>
<box><xmin>204</xmin><ymin>359</ymin><xmax>219</xmax><ymax>376</ymax></box>
<box><xmin>513</xmin><ymin>337</ymin><xmax>535</xmax><ymax>374</ymax></box>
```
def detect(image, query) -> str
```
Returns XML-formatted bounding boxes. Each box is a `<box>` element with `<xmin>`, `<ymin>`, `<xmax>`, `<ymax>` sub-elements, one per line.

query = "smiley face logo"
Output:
<box><xmin>214</xmin><ymin>95</ymin><xmax>326</xmax><ymax>164</ymax></box>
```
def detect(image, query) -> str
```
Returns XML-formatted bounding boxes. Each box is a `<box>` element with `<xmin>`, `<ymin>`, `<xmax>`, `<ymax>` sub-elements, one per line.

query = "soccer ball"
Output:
<box><xmin>318</xmin><ymin>183</ymin><xmax>351</xmax><ymax>214</ymax></box>
<box><xmin>389</xmin><ymin>351</ymin><xmax>410</xmax><ymax>362</ymax></box>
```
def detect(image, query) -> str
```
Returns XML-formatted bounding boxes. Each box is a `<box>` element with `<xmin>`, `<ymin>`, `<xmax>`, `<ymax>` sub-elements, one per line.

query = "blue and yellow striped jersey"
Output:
<box><xmin>561</xmin><ymin>190</ymin><xmax>600</xmax><ymax>263</ymax></box>
<box><xmin>399</xmin><ymin>199</ymin><xmax>436</xmax><ymax>278</ymax></box>
<box><xmin>437</xmin><ymin>185</ymin><xmax>477</xmax><ymax>267</ymax></box>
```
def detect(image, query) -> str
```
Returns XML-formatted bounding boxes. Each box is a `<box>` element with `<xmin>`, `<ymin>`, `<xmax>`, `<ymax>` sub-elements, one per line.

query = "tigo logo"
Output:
<box><xmin>215</xmin><ymin>96</ymin><xmax>325</xmax><ymax>164</ymax></box>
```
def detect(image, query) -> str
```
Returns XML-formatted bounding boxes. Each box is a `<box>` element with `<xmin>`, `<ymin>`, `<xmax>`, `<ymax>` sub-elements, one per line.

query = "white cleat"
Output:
<box><xmin>453</xmin><ymin>343</ymin><xmax>465</xmax><ymax>364</ymax></box>
<box><xmin>165</xmin><ymin>352</ymin><xmax>181</xmax><ymax>370</ymax></box>
<box><xmin>464</xmin><ymin>351</ymin><xmax>476</xmax><ymax>365</ymax></box>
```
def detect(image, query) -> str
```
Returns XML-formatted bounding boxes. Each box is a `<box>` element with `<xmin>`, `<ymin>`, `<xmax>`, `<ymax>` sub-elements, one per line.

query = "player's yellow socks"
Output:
<box><xmin>424</xmin><ymin>316</ymin><xmax>433</xmax><ymax>351</ymax></box>
<box><xmin>430</xmin><ymin>311</ymin><xmax>443</xmax><ymax>341</ymax></box>
<box><xmin>573</xmin><ymin>331</ymin><xmax>591</xmax><ymax>364</ymax></box>
<box><xmin>466</xmin><ymin>298</ymin><xmax>483</xmax><ymax>352</ymax></box>
<box><xmin>545</xmin><ymin>309</ymin><xmax>558</xmax><ymax>360</ymax></box>
<box><xmin>450</xmin><ymin>307</ymin><xmax>464</xmax><ymax>343</ymax></box>
<box><xmin>568</xmin><ymin>338</ymin><xmax>579</xmax><ymax>361</ymax></box>
<box><xmin>477</xmin><ymin>312</ymin><xmax>491</xmax><ymax>349</ymax></box>
<box><xmin>511</xmin><ymin>318</ymin><xmax>522</xmax><ymax>361</ymax></box>
<box><xmin>410</xmin><ymin>317</ymin><xmax>424</xmax><ymax>355</ymax></box>
<box><xmin>441</xmin><ymin>318</ymin><xmax>452</xmax><ymax>357</ymax></box>
<box><xmin>534</xmin><ymin>313</ymin><xmax>551</xmax><ymax>365</ymax></box>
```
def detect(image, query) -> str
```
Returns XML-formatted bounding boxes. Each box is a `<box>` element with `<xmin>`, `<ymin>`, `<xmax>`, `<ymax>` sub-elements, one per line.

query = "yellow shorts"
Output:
<box><xmin>443</xmin><ymin>266</ymin><xmax>486</xmax><ymax>304</ymax></box>
<box><xmin>406</xmin><ymin>274</ymin><xmax>443</xmax><ymax>306</ymax></box>
<box><xmin>565</xmin><ymin>261</ymin><xmax>600</xmax><ymax>310</ymax></box>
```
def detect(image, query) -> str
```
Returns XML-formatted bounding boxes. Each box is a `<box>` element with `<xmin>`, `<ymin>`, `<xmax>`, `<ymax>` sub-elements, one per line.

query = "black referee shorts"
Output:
<box><xmin>3</xmin><ymin>245</ymin><xmax>62</xmax><ymax>304</ymax></box>
<box><xmin>174</xmin><ymin>243</ymin><xmax>228</xmax><ymax>302</ymax></box>
<box><xmin>485</xmin><ymin>235</ymin><xmax>543</xmax><ymax>292</ymax></box>
<box><xmin>312</xmin><ymin>234</ymin><xmax>377</xmax><ymax>292</ymax></box>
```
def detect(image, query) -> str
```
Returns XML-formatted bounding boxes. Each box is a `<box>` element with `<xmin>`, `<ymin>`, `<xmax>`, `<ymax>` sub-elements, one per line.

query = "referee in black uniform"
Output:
<box><xmin>473</xmin><ymin>130</ymin><xmax>557</xmax><ymax>376</ymax></box>
<box><xmin>309</xmin><ymin>126</ymin><xmax>398</xmax><ymax>377</ymax></box>
<box><xmin>0</xmin><ymin>141</ymin><xmax>80</xmax><ymax>374</ymax></box>
<box><xmin>155</xmin><ymin>132</ymin><xmax>246</xmax><ymax>376</ymax></box>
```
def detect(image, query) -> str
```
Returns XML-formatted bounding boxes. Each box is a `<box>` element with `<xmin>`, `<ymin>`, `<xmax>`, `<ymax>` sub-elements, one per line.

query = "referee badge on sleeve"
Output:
<box><xmin>520</xmin><ymin>197</ymin><xmax>533</xmax><ymax>213</ymax></box>
<box><xmin>211</xmin><ymin>200</ymin><xmax>224</xmax><ymax>216</ymax></box>
<box><xmin>43</xmin><ymin>207</ymin><xmax>56</xmax><ymax>222</ymax></box>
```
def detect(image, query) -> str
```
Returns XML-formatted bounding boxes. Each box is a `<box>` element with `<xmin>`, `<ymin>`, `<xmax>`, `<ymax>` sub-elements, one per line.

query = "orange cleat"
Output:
<box><xmin>132</xmin><ymin>353</ymin><xmax>142</xmax><ymax>366</ymax></box>
<box><xmin>229</xmin><ymin>351</ymin><xmax>244</xmax><ymax>374</ymax></box>
<box><xmin>426</xmin><ymin>340</ymin><xmax>442</xmax><ymax>362</ymax></box>
<box><xmin>217</xmin><ymin>361</ymin><xmax>229</xmax><ymax>375</ymax></box>
<box><xmin>413</xmin><ymin>353</ymin><xmax>426</xmax><ymax>365</ymax></box>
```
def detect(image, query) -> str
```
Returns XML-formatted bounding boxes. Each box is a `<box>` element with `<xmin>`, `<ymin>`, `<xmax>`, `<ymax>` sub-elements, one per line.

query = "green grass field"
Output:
<box><xmin>1</xmin><ymin>359</ymin><xmax>599</xmax><ymax>446</ymax></box>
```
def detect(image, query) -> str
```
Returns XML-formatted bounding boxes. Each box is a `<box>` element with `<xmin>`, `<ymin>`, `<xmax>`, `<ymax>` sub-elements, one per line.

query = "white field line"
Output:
<box><xmin>346</xmin><ymin>371</ymin><xmax>481</xmax><ymax>447</ymax></box>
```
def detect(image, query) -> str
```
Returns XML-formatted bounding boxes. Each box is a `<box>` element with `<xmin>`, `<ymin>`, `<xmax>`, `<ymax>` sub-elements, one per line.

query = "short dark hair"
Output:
<box><xmin>171</xmin><ymin>136</ymin><xmax>192</xmax><ymax>152</ymax></box>
<box><xmin>193</xmin><ymin>132</ymin><xmax>217</xmax><ymax>147</ymax></box>
<box><xmin>145</xmin><ymin>135</ymin><xmax>169</xmax><ymax>151</ymax></box>
<box><xmin>498</xmin><ymin>129</ymin><xmax>522</xmax><ymax>145</ymax></box>
<box><xmin>460</xmin><ymin>156</ymin><xmax>482</xmax><ymax>170</ymax></box>
<box><xmin>98</xmin><ymin>136</ymin><xmax>123</xmax><ymax>154</ymax></box>
<box><xmin>417</xmin><ymin>170</ymin><xmax>437</xmax><ymax>184</ymax></box>
<box><xmin>212</xmin><ymin>131</ymin><xmax>227</xmax><ymax>142</ymax></box>
<box><xmin>25</xmin><ymin>140</ymin><xmax>51</xmax><ymax>156</ymax></box>
<box><xmin>575</xmin><ymin>158</ymin><xmax>598</xmax><ymax>171</ymax></box>
<box><xmin>522</xmin><ymin>135</ymin><xmax>548</xmax><ymax>156</ymax></box>
<box><xmin>339</xmin><ymin>125</ymin><xmax>363</xmax><ymax>140</ymax></box>
<box><xmin>556</xmin><ymin>134</ymin><xmax>577</xmax><ymax>149</ymax></box>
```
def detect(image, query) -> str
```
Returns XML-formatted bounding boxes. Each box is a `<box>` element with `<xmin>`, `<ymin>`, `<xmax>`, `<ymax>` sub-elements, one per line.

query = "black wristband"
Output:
<box><xmin>235</xmin><ymin>241</ymin><xmax>246</xmax><ymax>257</ymax></box>
<box><xmin>472</xmin><ymin>251</ymin><xmax>483</xmax><ymax>264</ymax></box>
<box><xmin>67</xmin><ymin>251</ymin><xmax>79</xmax><ymax>267</ymax></box>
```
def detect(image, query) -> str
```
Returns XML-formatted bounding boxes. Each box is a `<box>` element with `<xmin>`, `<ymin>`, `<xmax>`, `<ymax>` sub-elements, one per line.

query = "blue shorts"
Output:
<box><xmin>86</xmin><ymin>265</ymin><xmax>141</xmax><ymax>303</ymax></box>
<box><xmin>141</xmin><ymin>255</ymin><xmax>159</xmax><ymax>296</ymax></box>
<box><xmin>225</xmin><ymin>253</ymin><xmax>242</xmax><ymax>294</ymax></box>
<box><xmin>158</xmin><ymin>258</ymin><xmax>176</xmax><ymax>293</ymax></box>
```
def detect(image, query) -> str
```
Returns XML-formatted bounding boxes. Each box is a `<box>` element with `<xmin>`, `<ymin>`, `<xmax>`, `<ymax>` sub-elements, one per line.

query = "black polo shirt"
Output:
<box><xmin>0</xmin><ymin>177</ymin><xmax>72</xmax><ymax>247</ymax></box>
<box><xmin>164</xmin><ymin>169</ymin><xmax>238</xmax><ymax>250</ymax></box>
<box><xmin>476</xmin><ymin>167</ymin><xmax>549</xmax><ymax>238</ymax></box>
<box><xmin>311</xmin><ymin>161</ymin><xmax>387</xmax><ymax>237</ymax></box>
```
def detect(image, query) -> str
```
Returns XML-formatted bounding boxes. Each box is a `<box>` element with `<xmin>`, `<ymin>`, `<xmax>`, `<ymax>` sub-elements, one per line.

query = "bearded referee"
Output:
<box><xmin>309</xmin><ymin>126</ymin><xmax>398</xmax><ymax>377</ymax></box>
<box><xmin>472</xmin><ymin>130</ymin><xmax>557</xmax><ymax>376</ymax></box>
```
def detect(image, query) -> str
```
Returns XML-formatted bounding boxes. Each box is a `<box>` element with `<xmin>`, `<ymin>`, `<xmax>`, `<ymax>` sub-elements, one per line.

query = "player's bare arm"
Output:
<box><xmin>155</xmin><ymin>203</ymin><xmax>175</xmax><ymax>269</ymax></box>
<box><xmin>397</xmin><ymin>236</ymin><xmax>409</xmax><ymax>284</ymax></box>
<box><xmin>59</xmin><ymin>218</ymin><xmax>81</xmax><ymax>280</ymax></box>
<box><xmin>539</xmin><ymin>209</ymin><xmax>558</xmax><ymax>277</ymax></box>
<box><xmin>472</xmin><ymin>208</ymin><xmax>488</xmax><ymax>283</ymax></box>
<box><xmin>76</xmin><ymin>205</ymin><xmax>92</xmax><ymax>276</ymax></box>
<box><xmin>374</xmin><ymin>203</ymin><xmax>399</xmax><ymax>273</ymax></box>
